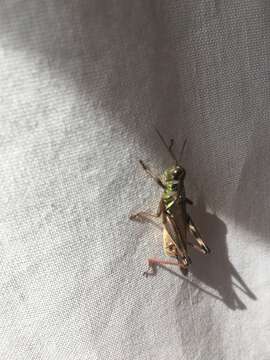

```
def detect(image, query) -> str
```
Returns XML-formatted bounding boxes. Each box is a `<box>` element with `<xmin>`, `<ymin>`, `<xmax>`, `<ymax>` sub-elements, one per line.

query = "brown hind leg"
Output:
<box><xmin>187</xmin><ymin>216</ymin><xmax>211</xmax><ymax>254</ymax></box>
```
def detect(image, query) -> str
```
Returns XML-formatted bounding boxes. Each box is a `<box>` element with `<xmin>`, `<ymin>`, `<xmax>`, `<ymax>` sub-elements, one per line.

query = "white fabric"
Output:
<box><xmin>0</xmin><ymin>1</ymin><xmax>269</xmax><ymax>359</ymax></box>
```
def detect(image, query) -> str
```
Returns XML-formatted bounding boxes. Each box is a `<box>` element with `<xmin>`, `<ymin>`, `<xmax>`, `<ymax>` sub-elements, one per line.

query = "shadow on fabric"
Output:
<box><xmin>189</xmin><ymin>195</ymin><xmax>257</xmax><ymax>310</ymax></box>
<box><xmin>148</xmin><ymin>194</ymin><xmax>257</xmax><ymax>310</ymax></box>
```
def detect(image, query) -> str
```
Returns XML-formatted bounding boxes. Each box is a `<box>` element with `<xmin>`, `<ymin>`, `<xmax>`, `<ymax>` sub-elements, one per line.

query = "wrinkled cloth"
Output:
<box><xmin>0</xmin><ymin>1</ymin><xmax>269</xmax><ymax>359</ymax></box>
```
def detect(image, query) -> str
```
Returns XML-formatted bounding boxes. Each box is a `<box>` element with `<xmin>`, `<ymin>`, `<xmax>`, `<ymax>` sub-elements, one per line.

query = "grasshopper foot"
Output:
<box><xmin>129</xmin><ymin>213</ymin><xmax>143</xmax><ymax>222</ymax></box>
<box><xmin>143</xmin><ymin>261</ymin><xmax>156</xmax><ymax>277</ymax></box>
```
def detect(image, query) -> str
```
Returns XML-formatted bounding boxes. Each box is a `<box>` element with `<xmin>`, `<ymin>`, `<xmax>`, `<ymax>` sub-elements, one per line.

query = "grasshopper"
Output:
<box><xmin>130</xmin><ymin>130</ymin><xmax>210</xmax><ymax>275</ymax></box>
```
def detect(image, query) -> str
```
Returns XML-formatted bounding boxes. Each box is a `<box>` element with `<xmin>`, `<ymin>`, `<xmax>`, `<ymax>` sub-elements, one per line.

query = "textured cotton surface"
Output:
<box><xmin>0</xmin><ymin>1</ymin><xmax>269</xmax><ymax>359</ymax></box>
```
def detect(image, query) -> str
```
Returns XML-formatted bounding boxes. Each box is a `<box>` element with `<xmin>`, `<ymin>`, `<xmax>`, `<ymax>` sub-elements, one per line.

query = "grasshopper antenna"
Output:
<box><xmin>155</xmin><ymin>127</ymin><xmax>178</xmax><ymax>164</ymax></box>
<box><xmin>179</xmin><ymin>138</ymin><xmax>187</xmax><ymax>162</ymax></box>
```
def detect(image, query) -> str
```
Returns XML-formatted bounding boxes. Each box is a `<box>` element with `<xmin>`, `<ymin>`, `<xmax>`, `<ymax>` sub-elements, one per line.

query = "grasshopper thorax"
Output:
<box><xmin>162</xmin><ymin>165</ymin><xmax>186</xmax><ymax>211</ymax></box>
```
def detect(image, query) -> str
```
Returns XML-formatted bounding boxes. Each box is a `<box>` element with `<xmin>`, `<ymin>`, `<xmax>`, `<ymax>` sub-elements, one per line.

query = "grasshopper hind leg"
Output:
<box><xmin>187</xmin><ymin>216</ymin><xmax>211</xmax><ymax>254</ymax></box>
<box><xmin>143</xmin><ymin>257</ymin><xmax>188</xmax><ymax>277</ymax></box>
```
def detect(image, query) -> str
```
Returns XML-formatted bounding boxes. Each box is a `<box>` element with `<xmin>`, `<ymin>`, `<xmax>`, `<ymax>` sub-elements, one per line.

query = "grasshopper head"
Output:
<box><xmin>164</xmin><ymin>165</ymin><xmax>186</xmax><ymax>182</ymax></box>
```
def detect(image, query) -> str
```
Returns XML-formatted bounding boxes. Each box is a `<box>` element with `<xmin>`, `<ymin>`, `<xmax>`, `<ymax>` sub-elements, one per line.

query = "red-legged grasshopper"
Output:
<box><xmin>130</xmin><ymin>130</ymin><xmax>210</xmax><ymax>275</ymax></box>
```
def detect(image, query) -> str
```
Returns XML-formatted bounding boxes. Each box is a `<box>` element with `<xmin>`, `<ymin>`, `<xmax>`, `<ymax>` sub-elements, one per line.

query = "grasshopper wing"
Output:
<box><xmin>163</xmin><ymin>212</ymin><xmax>190</xmax><ymax>266</ymax></box>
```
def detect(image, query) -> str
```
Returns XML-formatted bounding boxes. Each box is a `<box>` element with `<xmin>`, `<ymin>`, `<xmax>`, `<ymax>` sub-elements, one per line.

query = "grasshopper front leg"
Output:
<box><xmin>129</xmin><ymin>160</ymin><xmax>164</xmax><ymax>222</ymax></box>
<box><xmin>129</xmin><ymin>200</ymin><xmax>163</xmax><ymax>222</ymax></box>
<box><xmin>139</xmin><ymin>160</ymin><xmax>165</xmax><ymax>189</ymax></box>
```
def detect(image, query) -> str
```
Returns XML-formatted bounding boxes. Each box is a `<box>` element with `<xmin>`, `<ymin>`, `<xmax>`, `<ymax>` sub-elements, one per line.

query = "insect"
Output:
<box><xmin>129</xmin><ymin>129</ymin><xmax>210</xmax><ymax>276</ymax></box>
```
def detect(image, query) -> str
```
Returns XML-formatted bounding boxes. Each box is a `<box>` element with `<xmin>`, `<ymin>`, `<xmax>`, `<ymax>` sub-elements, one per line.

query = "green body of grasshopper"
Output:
<box><xmin>130</xmin><ymin>131</ymin><xmax>210</xmax><ymax>275</ymax></box>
